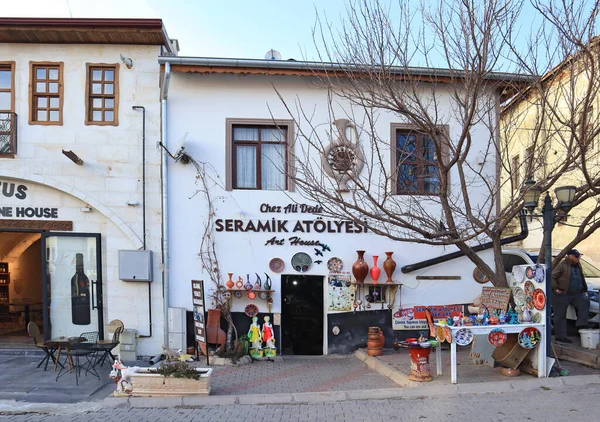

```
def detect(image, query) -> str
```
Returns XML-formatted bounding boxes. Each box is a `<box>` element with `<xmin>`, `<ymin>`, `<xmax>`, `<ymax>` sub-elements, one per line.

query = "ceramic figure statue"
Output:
<box><xmin>453</xmin><ymin>316</ymin><xmax>461</xmax><ymax>326</ymax></box>
<box><xmin>522</xmin><ymin>307</ymin><xmax>532</xmax><ymax>323</ymax></box>
<box><xmin>110</xmin><ymin>358</ymin><xmax>140</xmax><ymax>396</ymax></box>
<box><xmin>226</xmin><ymin>273</ymin><xmax>235</xmax><ymax>289</ymax></box>
<box><xmin>352</xmin><ymin>250</ymin><xmax>369</xmax><ymax>284</ymax></box>
<box><xmin>383</xmin><ymin>252</ymin><xmax>396</xmax><ymax>283</ymax></box>
<box><xmin>248</xmin><ymin>316</ymin><xmax>263</xmax><ymax>358</ymax></box>
<box><xmin>370</xmin><ymin>256</ymin><xmax>381</xmax><ymax>284</ymax></box>
<box><xmin>262</xmin><ymin>316</ymin><xmax>276</xmax><ymax>357</ymax></box>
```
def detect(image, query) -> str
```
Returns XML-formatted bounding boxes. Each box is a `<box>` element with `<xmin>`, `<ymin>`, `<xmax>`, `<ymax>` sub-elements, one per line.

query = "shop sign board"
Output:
<box><xmin>393</xmin><ymin>304</ymin><xmax>464</xmax><ymax>330</ymax></box>
<box><xmin>480</xmin><ymin>287</ymin><xmax>511</xmax><ymax>312</ymax></box>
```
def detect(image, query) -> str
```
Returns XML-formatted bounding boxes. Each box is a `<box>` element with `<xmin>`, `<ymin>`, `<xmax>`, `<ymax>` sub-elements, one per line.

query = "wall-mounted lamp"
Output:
<box><xmin>120</xmin><ymin>54</ymin><xmax>133</xmax><ymax>69</ymax></box>
<box><xmin>80</xmin><ymin>206</ymin><xmax>92</xmax><ymax>213</ymax></box>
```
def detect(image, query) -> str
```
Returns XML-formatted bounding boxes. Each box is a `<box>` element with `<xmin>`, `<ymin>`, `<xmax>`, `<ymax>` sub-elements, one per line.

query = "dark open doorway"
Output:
<box><xmin>281</xmin><ymin>274</ymin><xmax>324</xmax><ymax>355</ymax></box>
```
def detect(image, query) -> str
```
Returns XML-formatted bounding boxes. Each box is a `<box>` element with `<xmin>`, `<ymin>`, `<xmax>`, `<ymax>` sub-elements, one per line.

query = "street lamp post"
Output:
<box><xmin>522</xmin><ymin>179</ymin><xmax>576</xmax><ymax>357</ymax></box>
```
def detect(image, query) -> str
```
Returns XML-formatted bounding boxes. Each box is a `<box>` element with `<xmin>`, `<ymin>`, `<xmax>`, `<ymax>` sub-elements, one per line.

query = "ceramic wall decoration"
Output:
<box><xmin>488</xmin><ymin>328</ymin><xmax>507</xmax><ymax>347</ymax></box>
<box><xmin>269</xmin><ymin>258</ymin><xmax>285</xmax><ymax>273</ymax></box>
<box><xmin>253</xmin><ymin>273</ymin><xmax>262</xmax><ymax>290</ymax></box>
<box><xmin>518</xmin><ymin>327</ymin><xmax>541</xmax><ymax>349</ymax></box>
<box><xmin>525</xmin><ymin>266</ymin><xmax>534</xmax><ymax>280</ymax></box>
<box><xmin>352</xmin><ymin>250</ymin><xmax>369</xmax><ymax>284</ymax></box>
<box><xmin>524</xmin><ymin>280</ymin><xmax>535</xmax><ymax>299</ymax></box>
<box><xmin>454</xmin><ymin>328</ymin><xmax>473</xmax><ymax>346</ymax></box>
<box><xmin>236</xmin><ymin>276</ymin><xmax>244</xmax><ymax>290</ymax></box>
<box><xmin>370</xmin><ymin>256</ymin><xmax>381</xmax><ymax>284</ymax></box>
<box><xmin>533</xmin><ymin>289</ymin><xmax>546</xmax><ymax>310</ymax></box>
<box><xmin>443</xmin><ymin>325</ymin><xmax>452</xmax><ymax>343</ymax></box>
<box><xmin>226</xmin><ymin>273</ymin><xmax>235</xmax><ymax>289</ymax></box>
<box><xmin>322</xmin><ymin>118</ymin><xmax>365</xmax><ymax>192</ymax></box>
<box><xmin>512</xmin><ymin>287</ymin><xmax>525</xmax><ymax>306</ymax></box>
<box><xmin>247</xmin><ymin>291</ymin><xmax>256</xmax><ymax>300</ymax></box>
<box><xmin>383</xmin><ymin>252</ymin><xmax>396</xmax><ymax>283</ymax></box>
<box><xmin>435</xmin><ymin>325</ymin><xmax>446</xmax><ymax>343</ymax></box>
<box><xmin>234</xmin><ymin>290</ymin><xmax>242</xmax><ymax>298</ymax></box>
<box><xmin>531</xmin><ymin>312</ymin><xmax>542</xmax><ymax>323</ymax></box>
<box><xmin>264</xmin><ymin>274</ymin><xmax>272</xmax><ymax>291</ymax></box>
<box><xmin>244</xmin><ymin>304</ymin><xmax>259</xmax><ymax>318</ymax></box>
<box><xmin>534</xmin><ymin>265</ymin><xmax>545</xmax><ymax>283</ymax></box>
<box><xmin>512</xmin><ymin>266</ymin><xmax>525</xmax><ymax>283</ymax></box>
<box><xmin>244</xmin><ymin>275</ymin><xmax>253</xmax><ymax>291</ymax></box>
<box><xmin>291</xmin><ymin>252</ymin><xmax>312</xmax><ymax>272</ymax></box>
<box><xmin>327</xmin><ymin>257</ymin><xmax>343</xmax><ymax>273</ymax></box>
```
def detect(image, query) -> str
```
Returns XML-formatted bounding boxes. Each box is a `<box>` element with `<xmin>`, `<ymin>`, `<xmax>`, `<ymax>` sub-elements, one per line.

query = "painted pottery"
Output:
<box><xmin>236</xmin><ymin>277</ymin><xmax>244</xmax><ymax>290</ymax></box>
<box><xmin>367</xmin><ymin>326</ymin><xmax>383</xmax><ymax>356</ymax></box>
<box><xmin>524</xmin><ymin>281</ymin><xmax>535</xmax><ymax>298</ymax></box>
<box><xmin>444</xmin><ymin>325</ymin><xmax>452</xmax><ymax>343</ymax></box>
<box><xmin>383</xmin><ymin>252</ymin><xmax>396</xmax><ymax>283</ymax></box>
<box><xmin>291</xmin><ymin>252</ymin><xmax>312</xmax><ymax>273</ymax></box>
<box><xmin>435</xmin><ymin>325</ymin><xmax>445</xmax><ymax>343</ymax></box>
<box><xmin>244</xmin><ymin>275</ymin><xmax>253</xmax><ymax>291</ymax></box>
<box><xmin>226</xmin><ymin>273</ymin><xmax>235</xmax><ymax>289</ymax></box>
<box><xmin>327</xmin><ymin>257</ymin><xmax>343</xmax><ymax>273</ymax></box>
<box><xmin>518</xmin><ymin>327</ymin><xmax>541</xmax><ymax>349</ymax></box>
<box><xmin>533</xmin><ymin>289</ymin><xmax>546</xmax><ymax>310</ymax></box>
<box><xmin>488</xmin><ymin>328</ymin><xmax>507</xmax><ymax>347</ymax></box>
<box><xmin>352</xmin><ymin>250</ymin><xmax>369</xmax><ymax>284</ymax></box>
<box><xmin>370</xmin><ymin>256</ymin><xmax>381</xmax><ymax>284</ymax></box>
<box><xmin>534</xmin><ymin>265</ymin><xmax>545</xmax><ymax>283</ymax></box>
<box><xmin>454</xmin><ymin>328</ymin><xmax>473</xmax><ymax>346</ymax></box>
<box><xmin>408</xmin><ymin>346</ymin><xmax>433</xmax><ymax>382</ymax></box>
<box><xmin>269</xmin><ymin>258</ymin><xmax>285</xmax><ymax>273</ymax></box>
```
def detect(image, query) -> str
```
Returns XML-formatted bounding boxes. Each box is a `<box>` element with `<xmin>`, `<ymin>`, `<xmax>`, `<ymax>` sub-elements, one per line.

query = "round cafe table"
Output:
<box><xmin>46</xmin><ymin>336</ymin><xmax>85</xmax><ymax>371</ymax></box>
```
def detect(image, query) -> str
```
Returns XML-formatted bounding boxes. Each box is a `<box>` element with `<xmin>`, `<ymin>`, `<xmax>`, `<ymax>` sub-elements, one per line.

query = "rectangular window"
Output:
<box><xmin>30</xmin><ymin>62</ymin><xmax>63</xmax><ymax>125</ymax></box>
<box><xmin>226</xmin><ymin>119</ymin><xmax>295</xmax><ymax>191</ymax></box>
<box><xmin>0</xmin><ymin>62</ymin><xmax>15</xmax><ymax>156</ymax></box>
<box><xmin>85</xmin><ymin>63</ymin><xmax>119</xmax><ymax>126</ymax></box>
<box><xmin>394</xmin><ymin>129</ymin><xmax>441</xmax><ymax>195</ymax></box>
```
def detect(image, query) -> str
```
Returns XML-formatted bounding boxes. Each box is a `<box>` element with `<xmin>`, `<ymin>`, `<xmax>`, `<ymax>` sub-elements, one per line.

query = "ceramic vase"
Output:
<box><xmin>352</xmin><ymin>250</ymin><xmax>369</xmax><ymax>284</ymax></box>
<box><xmin>236</xmin><ymin>277</ymin><xmax>244</xmax><ymax>290</ymax></box>
<box><xmin>408</xmin><ymin>346</ymin><xmax>433</xmax><ymax>382</ymax></box>
<box><xmin>370</xmin><ymin>256</ymin><xmax>381</xmax><ymax>284</ymax></box>
<box><xmin>226</xmin><ymin>273</ymin><xmax>235</xmax><ymax>289</ymax></box>
<box><xmin>383</xmin><ymin>252</ymin><xmax>396</xmax><ymax>283</ymax></box>
<box><xmin>367</xmin><ymin>327</ymin><xmax>382</xmax><ymax>356</ymax></box>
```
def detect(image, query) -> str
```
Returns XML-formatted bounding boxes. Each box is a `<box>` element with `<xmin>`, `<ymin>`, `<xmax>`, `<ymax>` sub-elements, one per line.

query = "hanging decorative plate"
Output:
<box><xmin>488</xmin><ymin>328</ymin><xmax>507</xmax><ymax>347</ymax></box>
<box><xmin>512</xmin><ymin>287</ymin><xmax>526</xmax><ymax>306</ymax></box>
<box><xmin>425</xmin><ymin>308</ymin><xmax>435</xmax><ymax>338</ymax></box>
<box><xmin>524</xmin><ymin>280</ymin><xmax>535</xmax><ymax>298</ymax></box>
<box><xmin>473</xmin><ymin>267</ymin><xmax>490</xmax><ymax>284</ymax></box>
<box><xmin>244</xmin><ymin>304</ymin><xmax>259</xmax><ymax>318</ymax></box>
<box><xmin>247</xmin><ymin>291</ymin><xmax>256</xmax><ymax>300</ymax></box>
<box><xmin>291</xmin><ymin>252</ymin><xmax>312</xmax><ymax>272</ymax></box>
<box><xmin>531</xmin><ymin>312</ymin><xmax>542</xmax><ymax>323</ymax></box>
<box><xmin>269</xmin><ymin>257</ymin><xmax>285</xmax><ymax>273</ymax></box>
<box><xmin>525</xmin><ymin>266</ymin><xmax>535</xmax><ymax>280</ymax></box>
<box><xmin>454</xmin><ymin>328</ymin><xmax>473</xmax><ymax>346</ymax></box>
<box><xmin>525</xmin><ymin>296</ymin><xmax>534</xmax><ymax>310</ymax></box>
<box><xmin>327</xmin><ymin>257</ymin><xmax>343</xmax><ymax>273</ymax></box>
<box><xmin>533</xmin><ymin>289</ymin><xmax>546</xmax><ymax>310</ymax></box>
<box><xmin>444</xmin><ymin>325</ymin><xmax>453</xmax><ymax>344</ymax></box>
<box><xmin>512</xmin><ymin>265</ymin><xmax>525</xmax><ymax>283</ymax></box>
<box><xmin>266</xmin><ymin>297</ymin><xmax>274</xmax><ymax>305</ymax></box>
<box><xmin>518</xmin><ymin>327</ymin><xmax>541</xmax><ymax>349</ymax></box>
<box><xmin>436</xmin><ymin>325</ymin><xmax>446</xmax><ymax>343</ymax></box>
<box><xmin>534</xmin><ymin>265</ymin><xmax>545</xmax><ymax>283</ymax></box>
<box><xmin>234</xmin><ymin>290</ymin><xmax>242</xmax><ymax>299</ymax></box>
<box><xmin>258</xmin><ymin>291</ymin><xmax>268</xmax><ymax>300</ymax></box>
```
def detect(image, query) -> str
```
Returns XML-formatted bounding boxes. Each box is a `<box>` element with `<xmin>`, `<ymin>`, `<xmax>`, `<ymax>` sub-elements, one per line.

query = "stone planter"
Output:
<box><xmin>129</xmin><ymin>367</ymin><xmax>213</xmax><ymax>396</ymax></box>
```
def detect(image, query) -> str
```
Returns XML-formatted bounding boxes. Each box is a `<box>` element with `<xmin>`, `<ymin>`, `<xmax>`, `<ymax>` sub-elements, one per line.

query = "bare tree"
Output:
<box><xmin>273</xmin><ymin>0</ymin><xmax>600</xmax><ymax>287</ymax></box>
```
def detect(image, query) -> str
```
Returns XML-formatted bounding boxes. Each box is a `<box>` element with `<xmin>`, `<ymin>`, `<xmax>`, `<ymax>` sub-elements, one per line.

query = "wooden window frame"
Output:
<box><xmin>390</xmin><ymin>123</ymin><xmax>449</xmax><ymax>196</ymax></box>
<box><xmin>85</xmin><ymin>63</ymin><xmax>119</xmax><ymax>126</ymax></box>
<box><xmin>511</xmin><ymin>154</ymin><xmax>520</xmax><ymax>191</ymax></box>
<box><xmin>29</xmin><ymin>61</ymin><xmax>64</xmax><ymax>126</ymax></box>
<box><xmin>225</xmin><ymin>118</ymin><xmax>295</xmax><ymax>192</ymax></box>
<box><xmin>0</xmin><ymin>61</ymin><xmax>15</xmax><ymax>158</ymax></box>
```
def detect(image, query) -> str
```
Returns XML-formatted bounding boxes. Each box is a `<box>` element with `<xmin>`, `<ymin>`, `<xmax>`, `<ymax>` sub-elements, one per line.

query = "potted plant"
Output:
<box><xmin>128</xmin><ymin>361</ymin><xmax>213</xmax><ymax>396</ymax></box>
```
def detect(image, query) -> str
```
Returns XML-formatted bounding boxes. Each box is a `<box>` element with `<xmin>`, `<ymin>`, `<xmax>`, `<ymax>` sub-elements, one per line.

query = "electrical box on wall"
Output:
<box><xmin>119</xmin><ymin>250</ymin><xmax>153</xmax><ymax>281</ymax></box>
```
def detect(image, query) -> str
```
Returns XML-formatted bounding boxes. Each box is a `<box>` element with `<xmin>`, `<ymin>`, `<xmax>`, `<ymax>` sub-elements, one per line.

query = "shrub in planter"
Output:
<box><xmin>129</xmin><ymin>361</ymin><xmax>213</xmax><ymax>396</ymax></box>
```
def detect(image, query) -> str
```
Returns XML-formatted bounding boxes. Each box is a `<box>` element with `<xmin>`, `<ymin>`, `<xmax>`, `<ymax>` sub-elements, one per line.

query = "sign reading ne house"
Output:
<box><xmin>0</xmin><ymin>181</ymin><xmax>60</xmax><ymax>219</ymax></box>
<box><xmin>215</xmin><ymin>203</ymin><xmax>368</xmax><ymax>246</ymax></box>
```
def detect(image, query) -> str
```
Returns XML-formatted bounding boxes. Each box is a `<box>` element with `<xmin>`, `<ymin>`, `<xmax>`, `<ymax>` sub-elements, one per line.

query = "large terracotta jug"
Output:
<box><xmin>226</xmin><ymin>273</ymin><xmax>235</xmax><ymax>289</ymax></box>
<box><xmin>352</xmin><ymin>250</ymin><xmax>369</xmax><ymax>284</ymax></box>
<box><xmin>383</xmin><ymin>251</ymin><xmax>396</xmax><ymax>283</ymax></box>
<box><xmin>370</xmin><ymin>256</ymin><xmax>381</xmax><ymax>284</ymax></box>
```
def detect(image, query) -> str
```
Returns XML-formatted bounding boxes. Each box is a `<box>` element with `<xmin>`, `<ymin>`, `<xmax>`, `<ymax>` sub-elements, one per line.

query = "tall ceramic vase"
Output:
<box><xmin>226</xmin><ymin>273</ymin><xmax>235</xmax><ymax>289</ymax></box>
<box><xmin>352</xmin><ymin>250</ymin><xmax>369</xmax><ymax>284</ymax></box>
<box><xmin>370</xmin><ymin>256</ymin><xmax>381</xmax><ymax>284</ymax></box>
<box><xmin>383</xmin><ymin>252</ymin><xmax>396</xmax><ymax>284</ymax></box>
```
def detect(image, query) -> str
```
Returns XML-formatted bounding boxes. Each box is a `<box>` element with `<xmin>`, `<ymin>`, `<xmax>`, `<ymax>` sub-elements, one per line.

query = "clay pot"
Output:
<box><xmin>367</xmin><ymin>327</ymin><xmax>383</xmax><ymax>356</ymax></box>
<box><xmin>408</xmin><ymin>346</ymin><xmax>433</xmax><ymax>382</ymax></box>
<box><xmin>226</xmin><ymin>273</ymin><xmax>235</xmax><ymax>289</ymax></box>
<box><xmin>379</xmin><ymin>330</ymin><xmax>385</xmax><ymax>348</ymax></box>
<box><xmin>383</xmin><ymin>252</ymin><xmax>396</xmax><ymax>283</ymax></box>
<box><xmin>370</xmin><ymin>256</ymin><xmax>381</xmax><ymax>284</ymax></box>
<box><xmin>352</xmin><ymin>250</ymin><xmax>369</xmax><ymax>284</ymax></box>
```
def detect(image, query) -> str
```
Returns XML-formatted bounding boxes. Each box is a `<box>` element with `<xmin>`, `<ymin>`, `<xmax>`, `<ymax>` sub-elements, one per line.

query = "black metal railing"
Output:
<box><xmin>0</xmin><ymin>112</ymin><xmax>17</xmax><ymax>156</ymax></box>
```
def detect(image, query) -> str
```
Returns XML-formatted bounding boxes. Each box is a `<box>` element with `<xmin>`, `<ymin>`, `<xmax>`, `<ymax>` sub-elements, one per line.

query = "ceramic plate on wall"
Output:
<box><xmin>512</xmin><ymin>266</ymin><xmax>525</xmax><ymax>283</ymax></box>
<box><xmin>269</xmin><ymin>258</ymin><xmax>285</xmax><ymax>273</ymax></box>
<box><xmin>244</xmin><ymin>304</ymin><xmax>259</xmax><ymax>318</ymax></box>
<box><xmin>524</xmin><ymin>280</ymin><xmax>535</xmax><ymax>298</ymax></box>
<box><xmin>533</xmin><ymin>289</ymin><xmax>546</xmax><ymax>310</ymax></box>
<box><xmin>454</xmin><ymin>328</ymin><xmax>473</xmax><ymax>346</ymax></box>
<box><xmin>444</xmin><ymin>325</ymin><xmax>453</xmax><ymax>344</ymax></box>
<box><xmin>531</xmin><ymin>312</ymin><xmax>542</xmax><ymax>323</ymax></box>
<box><xmin>327</xmin><ymin>257</ymin><xmax>343</xmax><ymax>273</ymax></box>
<box><xmin>518</xmin><ymin>327</ymin><xmax>541</xmax><ymax>349</ymax></box>
<box><xmin>488</xmin><ymin>328</ymin><xmax>507</xmax><ymax>347</ymax></box>
<box><xmin>534</xmin><ymin>265</ymin><xmax>545</xmax><ymax>283</ymax></box>
<box><xmin>436</xmin><ymin>325</ymin><xmax>446</xmax><ymax>343</ymax></box>
<box><xmin>512</xmin><ymin>287</ymin><xmax>525</xmax><ymax>306</ymax></box>
<box><xmin>291</xmin><ymin>252</ymin><xmax>312</xmax><ymax>272</ymax></box>
<box><xmin>525</xmin><ymin>266</ymin><xmax>535</xmax><ymax>280</ymax></box>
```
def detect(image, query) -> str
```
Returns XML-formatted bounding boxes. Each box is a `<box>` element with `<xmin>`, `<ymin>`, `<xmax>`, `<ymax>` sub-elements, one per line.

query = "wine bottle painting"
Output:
<box><xmin>71</xmin><ymin>253</ymin><xmax>91</xmax><ymax>325</ymax></box>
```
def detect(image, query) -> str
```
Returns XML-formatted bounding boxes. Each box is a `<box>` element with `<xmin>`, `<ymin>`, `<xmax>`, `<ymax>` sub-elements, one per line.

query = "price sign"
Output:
<box><xmin>480</xmin><ymin>286</ymin><xmax>511</xmax><ymax>312</ymax></box>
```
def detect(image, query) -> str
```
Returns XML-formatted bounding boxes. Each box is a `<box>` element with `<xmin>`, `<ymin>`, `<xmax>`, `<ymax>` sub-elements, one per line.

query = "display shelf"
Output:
<box><xmin>226</xmin><ymin>289</ymin><xmax>274</xmax><ymax>293</ymax></box>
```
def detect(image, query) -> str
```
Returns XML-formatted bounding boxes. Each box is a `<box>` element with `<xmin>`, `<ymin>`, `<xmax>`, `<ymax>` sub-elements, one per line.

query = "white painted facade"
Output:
<box><xmin>0</xmin><ymin>43</ymin><xmax>164</xmax><ymax>356</ymax></box>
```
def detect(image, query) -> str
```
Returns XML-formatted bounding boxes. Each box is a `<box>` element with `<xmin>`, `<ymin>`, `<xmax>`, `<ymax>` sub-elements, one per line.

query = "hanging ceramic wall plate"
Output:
<box><xmin>525</xmin><ymin>296</ymin><xmax>534</xmax><ymax>310</ymax></box>
<box><xmin>525</xmin><ymin>266</ymin><xmax>535</xmax><ymax>280</ymax></box>
<box><xmin>436</xmin><ymin>325</ymin><xmax>446</xmax><ymax>343</ymax></box>
<box><xmin>524</xmin><ymin>280</ymin><xmax>535</xmax><ymax>298</ymax></box>
<box><xmin>327</xmin><ymin>257</ymin><xmax>343</xmax><ymax>273</ymax></box>
<box><xmin>488</xmin><ymin>328</ymin><xmax>507</xmax><ymax>347</ymax></box>
<box><xmin>512</xmin><ymin>265</ymin><xmax>525</xmax><ymax>283</ymax></box>
<box><xmin>234</xmin><ymin>290</ymin><xmax>242</xmax><ymax>299</ymax></box>
<box><xmin>444</xmin><ymin>325</ymin><xmax>453</xmax><ymax>344</ymax></box>
<box><xmin>291</xmin><ymin>252</ymin><xmax>312</xmax><ymax>273</ymax></box>
<box><xmin>512</xmin><ymin>287</ymin><xmax>526</xmax><ymax>306</ymax></box>
<box><xmin>534</xmin><ymin>265</ymin><xmax>545</xmax><ymax>283</ymax></box>
<box><xmin>518</xmin><ymin>327</ymin><xmax>541</xmax><ymax>349</ymax></box>
<box><xmin>244</xmin><ymin>304</ymin><xmax>259</xmax><ymax>318</ymax></box>
<box><xmin>269</xmin><ymin>258</ymin><xmax>285</xmax><ymax>273</ymax></box>
<box><xmin>531</xmin><ymin>312</ymin><xmax>542</xmax><ymax>323</ymax></box>
<box><xmin>258</xmin><ymin>291</ymin><xmax>268</xmax><ymax>300</ymax></box>
<box><xmin>454</xmin><ymin>328</ymin><xmax>473</xmax><ymax>346</ymax></box>
<box><xmin>533</xmin><ymin>289</ymin><xmax>546</xmax><ymax>310</ymax></box>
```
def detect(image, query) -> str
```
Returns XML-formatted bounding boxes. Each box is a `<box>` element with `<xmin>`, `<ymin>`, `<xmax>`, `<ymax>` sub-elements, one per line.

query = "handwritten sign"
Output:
<box><xmin>480</xmin><ymin>287</ymin><xmax>511</xmax><ymax>312</ymax></box>
<box><xmin>393</xmin><ymin>304</ymin><xmax>464</xmax><ymax>330</ymax></box>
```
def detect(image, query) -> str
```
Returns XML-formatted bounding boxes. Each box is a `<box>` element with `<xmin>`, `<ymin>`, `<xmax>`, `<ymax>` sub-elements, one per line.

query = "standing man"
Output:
<box><xmin>552</xmin><ymin>249</ymin><xmax>591</xmax><ymax>343</ymax></box>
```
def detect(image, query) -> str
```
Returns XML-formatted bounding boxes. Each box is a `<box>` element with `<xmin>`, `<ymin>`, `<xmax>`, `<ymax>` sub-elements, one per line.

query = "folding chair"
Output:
<box><xmin>27</xmin><ymin>322</ymin><xmax>63</xmax><ymax>371</ymax></box>
<box><xmin>94</xmin><ymin>325</ymin><xmax>124</xmax><ymax>367</ymax></box>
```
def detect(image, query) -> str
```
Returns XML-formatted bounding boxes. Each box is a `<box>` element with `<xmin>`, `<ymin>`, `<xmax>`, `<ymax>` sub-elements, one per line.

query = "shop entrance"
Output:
<box><xmin>281</xmin><ymin>275</ymin><xmax>324</xmax><ymax>355</ymax></box>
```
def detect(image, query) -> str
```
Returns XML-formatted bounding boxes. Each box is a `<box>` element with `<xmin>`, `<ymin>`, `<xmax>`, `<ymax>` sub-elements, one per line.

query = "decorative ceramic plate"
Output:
<box><xmin>518</xmin><ymin>327</ymin><xmax>541</xmax><ymax>349</ymax></box>
<box><xmin>436</xmin><ymin>325</ymin><xmax>446</xmax><ymax>343</ymax></box>
<box><xmin>534</xmin><ymin>265</ymin><xmax>545</xmax><ymax>283</ymax></box>
<box><xmin>291</xmin><ymin>252</ymin><xmax>312</xmax><ymax>272</ymax></box>
<box><xmin>512</xmin><ymin>287</ymin><xmax>526</xmax><ymax>306</ymax></box>
<box><xmin>327</xmin><ymin>257</ymin><xmax>343</xmax><ymax>273</ymax></box>
<box><xmin>234</xmin><ymin>290</ymin><xmax>242</xmax><ymax>299</ymax></box>
<box><xmin>258</xmin><ymin>291</ymin><xmax>268</xmax><ymax>300</ymax></box>
<box><xmin>525</xmin><ymin>296</ymin><xmax>534</xmax><ymax>310</ymax></box>
<box><xmin>444</xmin><ymin>325</ymin><xmax>453</xmax><ymax>344</ymax></box>
<box><xmin>244</xmin><ymin>304</ymin><xmax>259</xmax><ymax>318</ymax></box>
<box><xmin>533</xmin><ymin>289</ymin><xmax>546</xmax><ymax>310</ymax></box>
<box><xmin>531</xmin><ymin>312</ymin><xmax>542</xmax><ymax>323</ymax></box>
<box><xmin>524</xmin><ymin>280</ymin><xmax>535</xmax><ymax>298</ymax></box>
<box><xmin>525</xmin><ymin>266</ymin><xmax>534</xmax><ymax>280</ymax></box>
<box><xmin>247</xmin><ymin>291</ymin><xmax>256</xmax><ymax>300</ymax></box>
<box><xmin>269</xmin><ymin>257</ymin><xmax>285</xmax><ymax>273</ymax></box>
<box><xmin>488</xmin><ymin>328</ymin><xmax>507</xmax><ymax>347</ymax></box>
<box><xmin>512</xmin><ymin>265</ymin><xmax>525</xmax><ymax>283</ymax></box>
<box><xmin>454</xmin><ymin>328</ymin><xmax>473</xmax><ymax>346</ymax></box>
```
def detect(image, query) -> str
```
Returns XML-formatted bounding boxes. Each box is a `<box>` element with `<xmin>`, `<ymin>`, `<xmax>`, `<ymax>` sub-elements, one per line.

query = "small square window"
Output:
<box><xmin>104</xmin><ymin>84</ymin><xmax>114</xmax><ymax>95</ymax></box>
<box><xmin>48</xmin><ymin>68</ymin><xmax>59</xmax><ymax>80</ymax></box>
<box><xmin>49</xmin><ymin>97</ymin><xmax>59</xmax><ymax>108</ymax></box>
<box><xmin>92</xmin><ymin>69</ymin><xmax>102</xmax><ymax>81</ymax></box>
<box><xmin>49</xmin><ymin>110</ymin><xmax>59</xmax><ymax>121</ymax></box>
<box><xmin>92</xmin><ymin>83</ymin><xmax>102</xmax><ymax>94</ymax></box>
<box><xmin>37</xmin><ymin>97</ymin><xmax>47</xmax><ymax>107</ymax></box>
<box><xmin>105</xmin><ymin>98</ymin><xmax>114</xmax><ymax>108</ymax></box>
<box><xmin>105</xmin><ymin>111</ymin><xmax>114</xmax><ymax>121</ymax></box>
<box><xmin>48</xmin><ymin>83</ymin><xmax>58</xmax><ymax>94</ymax></box>
<box><xmin>92</xmin><ymin>110</ymin><xmax>102</xmax><ymax>121</ymax></box>
<box><xmin>104</xmin><ymin>70</ymin><xmax>114</xmax><ymax>81</ymax></box>
<box><xmin>36</xmin><ymin>82</ymin><xmax>46</xmax><ymax>93</ymax></box>
<box><xmin>93</xmin><ymin>98</ymin><xmax>102</xmax><ymax>108</ymax></box>
<box><xmin>36</xmin><ymin>68</ymin><xmax>46</xmax><ymax>79</ymax></box>
<box><xmin>37</xmin><ymin>110</ymin><xmax>47</xmax><ymax>121</ymax></box>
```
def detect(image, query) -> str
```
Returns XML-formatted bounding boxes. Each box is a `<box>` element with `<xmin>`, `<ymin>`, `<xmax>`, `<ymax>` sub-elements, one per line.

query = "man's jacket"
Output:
<box><xmin>552</xmin><ymin>258</ymin><xmax>588</xmax><ymax>293</ymax></box>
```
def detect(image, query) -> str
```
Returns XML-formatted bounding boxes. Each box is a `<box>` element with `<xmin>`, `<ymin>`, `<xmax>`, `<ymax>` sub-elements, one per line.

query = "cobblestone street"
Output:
<box><xmin>2</xmin><ymin>382</ymin><xmax>598</xmax><ymax>421</ymax></box>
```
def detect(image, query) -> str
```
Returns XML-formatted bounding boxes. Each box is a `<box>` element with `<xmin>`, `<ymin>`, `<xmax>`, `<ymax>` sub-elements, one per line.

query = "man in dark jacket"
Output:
<box><xmin>551</xmin><ymin>249</ymin><xmax>591</xmax><ymax>343</ymax></box>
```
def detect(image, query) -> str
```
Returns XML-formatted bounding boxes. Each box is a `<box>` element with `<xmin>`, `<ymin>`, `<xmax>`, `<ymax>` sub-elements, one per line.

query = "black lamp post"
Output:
<box><xmin>522</xmin><ymin>179</ymin><xmax>576</xmax><ymax>357</ymax></box>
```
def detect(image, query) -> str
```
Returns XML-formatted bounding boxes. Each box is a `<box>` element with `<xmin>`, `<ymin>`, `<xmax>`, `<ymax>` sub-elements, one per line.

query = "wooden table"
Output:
<box><xmin>47</xmin><ymin>337</ymin><xmax>85</xmax><ymax>371</ymax></box>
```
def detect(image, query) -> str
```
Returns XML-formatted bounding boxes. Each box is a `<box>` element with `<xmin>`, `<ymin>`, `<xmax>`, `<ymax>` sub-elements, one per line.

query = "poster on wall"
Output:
<box><xmin>191</xmin><ymin>280</ymin><xmax>206</xmax><ymax>346</ymax></box>
<box><xmin>327</xmin><ymin>274</ymin><xmax>353</xmax><ymax>312</ymax></box>
<box><xmin>393</xmin><ymin>304</ymin><xmax>464</xmax><ymax>330</ymax></box>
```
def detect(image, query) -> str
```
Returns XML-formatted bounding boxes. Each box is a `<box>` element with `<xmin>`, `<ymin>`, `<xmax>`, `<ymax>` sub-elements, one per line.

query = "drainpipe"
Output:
<box><xmin>161</xmin><ymin>62</ymin><xmax>172</xmax><ymax>347</ymax></box>
<box><xmin>401</xmin><ymin>211</ymin><xmax>528</xmax><ymax>273</ymax></box>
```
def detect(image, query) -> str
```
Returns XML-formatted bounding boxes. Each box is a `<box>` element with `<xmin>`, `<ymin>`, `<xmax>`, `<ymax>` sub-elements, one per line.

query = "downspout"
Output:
<box><xmin>161</xmin><ymin>61</ymin><xmax>172</xmax><ymax>347</ymax></box>
<box><xmin>401</xmin><ymin>211</ymin><xmax>528</xmax><ymax>273</ymax></box>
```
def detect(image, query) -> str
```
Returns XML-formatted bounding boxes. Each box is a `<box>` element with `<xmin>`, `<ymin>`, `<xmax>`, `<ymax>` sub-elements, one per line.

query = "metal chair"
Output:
<box><xmin>27</xmin><ymin>321</ymin><xmax>63</xmax><ymax>371</ymax></box>
<box><xmin>94</xmin><ymin>325</ymin><xmax>124</xmax><ymax>367</ymax></box>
